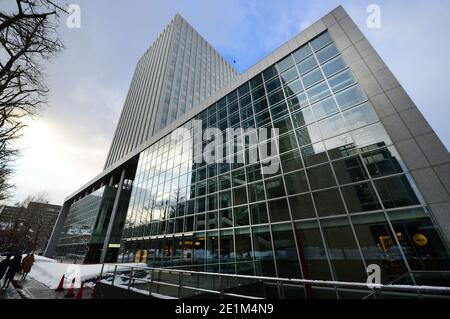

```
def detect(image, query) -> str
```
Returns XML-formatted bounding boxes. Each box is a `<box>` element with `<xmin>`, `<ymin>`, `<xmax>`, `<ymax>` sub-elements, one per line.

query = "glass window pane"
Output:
<box><xmin>265</xmin><ymin>76</ymin><xmax>282</xmax><ymax>93</ymax></box>
<box><xmin>307</xmin><ymin>164</ymin><xmax>336</xmax><ymax>190</ymax></box>
<box><xmin>268</xmin><ymin>198</ymin><xmax>290</xmax><ymax>222</ymax></box>
<box><xmin>247</xmin><ymin>181</ymin><xmax>266</xmax><ymax>203</ymax></box>
<box><xmin>352</xmin><ymin>123</ymin><xmax>392</xmax><ymax>150</ymax></box>
<box><xmin>283</xmin><ymin>78</ymin><xmax>303</xmax><ymax>96</ymax></box>
<box><xmin>318</xmin><ymin>113</ymin><xmax>347</xmax><ymax>139</ymax></box>
<box><xmin>265</xmin><ymin>176</ymin><xmax>286</xmax><ymax>199</ymax></box>
<box><xmin>343</xmin><ymin>102</ymin><xmax>378</xmax><ymax>130</ymax></box>
<box><xmin>333</xmin><ymin>156</ymin><xmax>368</xmax><ymax>184</ymax></box>
<box><xmin>321</xmin><ymin>217</ymin><xmax>366</xmax><ymax>282</ymax></box>
<box><xmin>293</xmin><ymin>44</ymin><xmax>312</xmax><ymax>63</ymax></box>
<box><xmin>263</xmin><ymin>65</ymin><xmax>278</xmax><ymax>81</ymax></box>
<box><xmin>219</xmin><ymin>190</ymin><xmax>232</xmax><ymax>208</ymax></box>
<box><xmin>277</xmin><ymin>55</ymin><xmax>295</xmax><ymax>73</ymax></box>
<box><xmin>316</xmin><ymin>43</ymin><xmax>339</xmax><ymax>63</ymax></box>
<box><xmin>294</xmin><ymin>221</ymin><xmax>332</xmax><ymax>280</ymax></box>
<box><xmin>234</xmin><ymin>206</ymin><xmax>250</xmax><ymax>226</ymax></box>
<box><xmin>297</xmin><ymin>55</ymin><xmax>318</xmax><ymax>75</ymax></box>
<box><xmin>252</xmin><ymin>226</ymin><xmax>276</xmax><ymax>277</ymax></box>
<box><xmin>287</xmin><ymin>92</ymin><xmax>309</xmax><ymax>112</ymax></box>
<box><xmin>329</xmin><ymin>69</ymin><xmax>356</xmax><ymax>93</ymax></box>
<box><xmin>272</xmin><ymin>223</ymin><xmax>301</xmax><ymax>278</ymax></box>
<box><xmin>374</xmin><ymin>175</ymin><xmax>420</xmax><ymax>209</ymax></box>
<box><xmin>301</xmin><ymin>142</ymin><xmax>328</xmax><ymax>167</ymax></box>
<box><xmin>284</xmin><ymin>170</ymin><xmax>309</xmax><ymax>195</ymax></box>
<box><xmin>322</xmin><ymin>56</ymin><xmax>347</xmax><ymax>77</ymax></box>
<box><xmin>219</xmin><ymin>208</ymin><xmax>233</xmax><ymax>228</ymax></box>
<box><xmin>233</xmin><ymin>186</ymin><xmax>248</xmax><ymax>205</ymax></box>
<box><xmin>280</xmin><ymin>67</ymin><xmax>299</xmax><ymax>84</ymax></box>
<box><xmin>250</xmin><ymin>203</ymin><xmax>269</xmax><ymax>225</ymax></box>
<box><xmin>363</xmin><ymin>147</ymin><xmax>404</xmax><ymax>178</ymax></box>
<box><xmin>292</xmin><ymin>107</ymin><xmax>315</xmax><ymax>128</ymax></box>
<box><xmin>290</xmin><ymin>194</ymin><xmax>316</xmax><ymax>220</ymax></box>
<box><xmin>335</xmin><ymin>85</ymin><xmax>367</xmax><ymax>110</ymax></box>
<box><xmin>306</xmin><ymin>82</ymin><xmax>331</xmax><ymax>104</ymax></box>
<box><xmin>311</xmin><ymin>32</ymin><xmax>332</xmax><ymax>51</ymax></box>
<box><xmin>341</xmin><ymin>182</ymin><xmax>382</xmax><ymax>213</ymax></box>
<box><xmin>296</xmin><ymin>124</ymin><xmax>322</xmax><ymax>146</ymax></box>
<box><xmin>351</xmin><ymin>213</ymin><xmax>409</xmax><ymax>283</ymax></box>
<box><xmin>311</xmin><ymin>96</ymin><xmax>339</xmax><ymax>121</ymax></box>
<box><xmin>302</xmin><ymin>68</ymin><xmax>324</xmax><ymax>88</ymax></box>
<box><xmin>313</xmin><ymin>188</ymin><xmax>346</xmax><ymax>217</ymax></box>
<box><xmin>268</xmin><ymin>89</ymin><xmax>285</xmax><ymax>106</ymax></box>
<box><xmin>278</xmin><ymin>132</ymin><xmax>298</xmax><ymax>154</ymax></box>
<box><xmin>280</xmin><ymin>149</ymin><xmax>304</xmax><ymax>173</ymax></box>
<box><xmin>250</xmin><ymin>74</ymin><xmax>263</xmax><ymax>89</ymax></box>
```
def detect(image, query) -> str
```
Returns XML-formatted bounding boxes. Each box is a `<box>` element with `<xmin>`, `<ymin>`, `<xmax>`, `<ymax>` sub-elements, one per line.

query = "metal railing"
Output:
<box><xmin>97</xmin><ymin>265</ymin><xmax>450</xmax><ymax>299</ymax></box>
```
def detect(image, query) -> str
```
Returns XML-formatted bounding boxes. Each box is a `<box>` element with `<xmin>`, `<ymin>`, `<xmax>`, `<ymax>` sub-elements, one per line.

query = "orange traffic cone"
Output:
<box><xmin>76</xmin><ymin>282</ymin><xmax>84</xmax><ymax>299</ymax></box>
<box><xmin>55</xmin><ymin>274</ymin><xmax>65</xmax><ymax>291</ymax></box>
<box><xmin>65</xmin><ymin>278</ymin><xmax>76</xmax><ymax>298</ymax></box>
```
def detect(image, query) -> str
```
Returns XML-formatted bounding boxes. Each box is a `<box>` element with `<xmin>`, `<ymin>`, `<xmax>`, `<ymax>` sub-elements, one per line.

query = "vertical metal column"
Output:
<box><xmin>100</xmin><ymin>169</ymin><xmax>126</xmax><ymax>263</ymax></box>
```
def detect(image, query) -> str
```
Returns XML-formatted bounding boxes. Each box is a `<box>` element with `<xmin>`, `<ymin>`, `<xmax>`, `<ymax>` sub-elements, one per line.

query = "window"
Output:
<box><xmin>328</xmin><ymin>69</ymin><xmax>356</xmax><ymax>93</ymax></box>
<box><xmin>290</xmin><ymin>194</ymin><xmax>316</xmax><ymax>220</ymax></box>
<box><xmin>271</xmin><ymin>223</ymin><xmax>300</xmax><ymax>278</ymax></box>
<box><xmin>296</xmin><ymin>124</ymin><xmax>322</xmax><ymax>147</ymax></box>
<box><xmin>252</xmin><ymin>85</ymin><xmax>266</xmax><ymax>101</ymax></box>
<box><xmin>277</xmin><ymin>55</ymin><xmax>295</xmax><ymax>73</ymax></box>
<box><xmin>268</xmin><ymin>89</ymin><xmax>285</xmax><ymax>106</ymax></box>
<box><xmin>263</xmin><ymin>65</ymin><xmax>278</xmax><ymax>81</ymax></box>
<box><xmin>363</xmin><ymin>147</ymin><xmax>404</xmax><ymax>178</ymax></box>
<box><xmin>313</xmin><ymin>188</ymin><xmax>346</xmax><ymax>217</ymax></box>
<box><xmin>302</xmin><ymin>68</ymin><xmax>325</xmax><ymax>88</ymax></box>
<box><xmin>283</xmin><ymin>78</ymin><xmax>303</xmax><ymax>96</ymax></box>
<box><xmin>374</xmin><ymin>175</ymin><xmax>420</xmax><ymax>208</ymax></box>
<box><xmin>247</xmin><ymin>181</ymin><xmax>266</xmax><ymax>203</ymax></box>
<box><xmin>341</xmin><ymin>182</ymin><xmax>381</xmax><ymax>213</ymax></box>
<box><xmin>280</xmin><ymin>150</ymin><xmax>304</xmax><ymax>173</ymax></box>
<box><xmin>301</xmin><ymin>142</ymin><xmax>328</xmax><ymax>167</ymax></box>
<box><xmin>343</xmin><ymin>102</ymin><xmax>378</xmax><ymax>130</ymax></box>
<box><xmin>268</xmin><ymin>198</ymin><xmax>290</xmax><ymax>222</ymax></box>
<box><xmin>265</xmin><ymin>176</ymin><xmax>286</xmax><ymax>199</ymax></box>
<box><xmin>219</xmin><ymin>209</ymin><xmax>233</xmax><ymax>228</ymax></box>
<box><xmin>253</xmin><ymin>97</ymin><xmax>268</xmax><ymax>114</ymax></box>
<box><xmin>278</xmin><ymin>132</ymin><xmax>298</xmax><ymax>154</ymax></box>
<box><xmin>307</xmin><ymin>164</ymin><xmax>336</xmax><ymax>190</ymax></box>
<box><xmin>284</xmin><ymin>170</ymin><xmax>309</xmax><ymax>195</ymax></box>
<box><xmin>280</xmin><ymin>67</ymin><xmax>299</xmax><ymax>84</ymax></box>
<box><xmin>250</xmin><ymin>74</ymin><xmax>263</xmax><ymax>89</ymax></box>
<box><xmin>287</xmin><ymin>92</ymin><xmax>309</xmax><ymax>112</ymax></box>
<box><xmin>234</xmin><ymin>206</ymin><xmax>250</xmax><ymax>226</ymax></box>
<box><xmin>306</xmin><ymin>82</ymin><xmax>331</xmax><ymax>104</ymax></box>
<box><xmin>233</xmin><ymin>186</ymin><xmax>248</xmax><ymax>205</ymax></box>
<box><xmin>265</xmin><ymin>77</ymin><xmax>282</xmax><ymax>93</ymax></box>
<box><xmin>292</xmin><ymin>108</ymin><xmax>315</xmax><ymax>128</ymax></box>
<box><xmin>293</xmin><ymin>45</ymin><xmax>312</xmax><ymax>63</ymax></box>
<box><xmin>311</xmin><ymin>96</ymin><xmax>339</xmax><ymax>121</ymax></box>
<box><xmin>246</xmin><ymin>164</ymin><xmax>263</xmax><ymax>182</ymax></box>
<box><xmin>252</xmin><ymin>226</ymin><xmax>275</xmax><ymax>277</ymax></box>
<box><xmin>250</xmin><ymin>203</ymin><xmax>269</xmax><ymax>224</ymax></box>
<box><xmin>207</xmin><ymin>194</ymin><xmax>218</xmax><ymax>211</ymax></box>
<box><xmin>352</xmin><ymin>123</ymin><xmax>392</xmax><ymax>150</ymax></box>
<box><xmin>318</xmin><ymin>113</ymin><xmax>347</xmax><ymax>139</ymax></box>
<box><xmin>333</xmin><ymin>156</ymin><xmax>368</xmax><ymax>184</ymax></box>
<box><xmin>310</xmin><ymin>32</ymin><xmax>332</xmax><ymax>51</ymax></box>
<box><xmin>316</xmin><ymin>43</ymin><xmax>339</xmax><ymax>63</ymax></box>
<box><xmin>232</xmin><ymin>168</ymin><xmax>246</xmax><ymax>187</ymax></box>
<box><xmin>322</xmin><ymin>56</ymin><xmax>347</xmax><ymax>77</ymax></box>
<box><xmin>297</xmin><ymin>55</ymin><xmax>318</xmax><ymax>75</ymax></box>
<box><xmin>219</xmin><ymin>190</ymin><xmax>232</xmax><ymax>208</ymax></box>
<box><xmin>273</xmin><ymin>117</ymin><xmax>293</xmax><ymax>135</ymax></box>
<box><xmin>335</xmin><ymin>85</ymin><xmax>367</xmax><ymax>110</ymax></box>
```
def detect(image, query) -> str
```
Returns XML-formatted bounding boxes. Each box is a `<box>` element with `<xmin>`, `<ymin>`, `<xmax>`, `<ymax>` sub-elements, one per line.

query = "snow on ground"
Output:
<box><xmin>29</xmin><ymin>262</ymin><xmax>146</xmax><ymax>289</ymax></box>
<box><xmin>21</xmin><ymin>254</ymin><xmax>57</xmax><ymax>263</ymax></box>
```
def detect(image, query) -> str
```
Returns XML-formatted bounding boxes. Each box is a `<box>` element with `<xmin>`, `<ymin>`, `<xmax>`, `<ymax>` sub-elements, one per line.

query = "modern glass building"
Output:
<box><xmin>47</xmin><ymin>6</ymin><xmax>450</xmax><ymax>297</ymax></box>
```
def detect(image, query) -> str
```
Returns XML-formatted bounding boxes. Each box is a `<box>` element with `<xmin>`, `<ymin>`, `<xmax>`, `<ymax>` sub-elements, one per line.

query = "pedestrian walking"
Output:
<box><xmin>2</xmin><ymin>253</ymin><xmax>22</xmax><ymax>290</ymax></box>
<box><xmin>0</xmin><ymin>254</ymin><xmax>12</xmax><ymax>282</ymax></box>
<box><xmin>21</xmin><ymin>253</ymin><xmax>35</xmax><ymax>280</ymax></box>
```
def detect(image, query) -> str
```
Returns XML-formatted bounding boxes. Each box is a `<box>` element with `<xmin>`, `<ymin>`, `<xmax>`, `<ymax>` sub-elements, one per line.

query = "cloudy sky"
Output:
<box><xmin>2</xmin><ymin>0</ymin><xmax>450</xmax><ymax>205</ymax></box>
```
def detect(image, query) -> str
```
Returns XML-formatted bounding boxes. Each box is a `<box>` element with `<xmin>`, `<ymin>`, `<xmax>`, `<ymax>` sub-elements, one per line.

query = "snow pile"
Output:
<box><xmin>21</xmin><ymin>254</ymin><xmax>57</xmax><ymax>263</ymax></box>
<box><xmin>29</xmin><ymin>262</ymin><xmax>146</xmax><ymax>289</ymax></box>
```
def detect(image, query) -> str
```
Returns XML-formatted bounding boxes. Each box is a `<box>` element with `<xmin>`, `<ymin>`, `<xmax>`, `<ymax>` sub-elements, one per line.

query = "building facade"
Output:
<box><xmin>1</xmin><ymin>202</ymin><xmax>61</xmax><ymax>252</ymax></box>
<box><xmin>47</xmin><ymin>6</ymin><xmax>450</xmax><ymax>298</ymax></box>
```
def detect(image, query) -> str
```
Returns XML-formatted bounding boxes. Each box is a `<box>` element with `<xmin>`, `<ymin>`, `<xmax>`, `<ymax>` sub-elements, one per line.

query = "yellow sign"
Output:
<box><xmin>413</xmin><ymin>234</ymin><xmax>428</xmax><ymax>246</ymax></box>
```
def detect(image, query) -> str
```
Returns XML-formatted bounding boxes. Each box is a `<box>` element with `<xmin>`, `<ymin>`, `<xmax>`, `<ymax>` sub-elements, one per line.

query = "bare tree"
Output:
<box><xmin>0</xmin><ymin>0</ymin><xmax>66</xmax><ymax>200</ymax></box>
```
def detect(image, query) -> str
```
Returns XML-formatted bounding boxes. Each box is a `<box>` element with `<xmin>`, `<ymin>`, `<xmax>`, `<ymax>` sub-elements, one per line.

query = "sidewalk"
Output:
<box><xmin>1</xmin><ymin>275</ymin><xmax>93</xmax><ymax>299</ymax></box>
